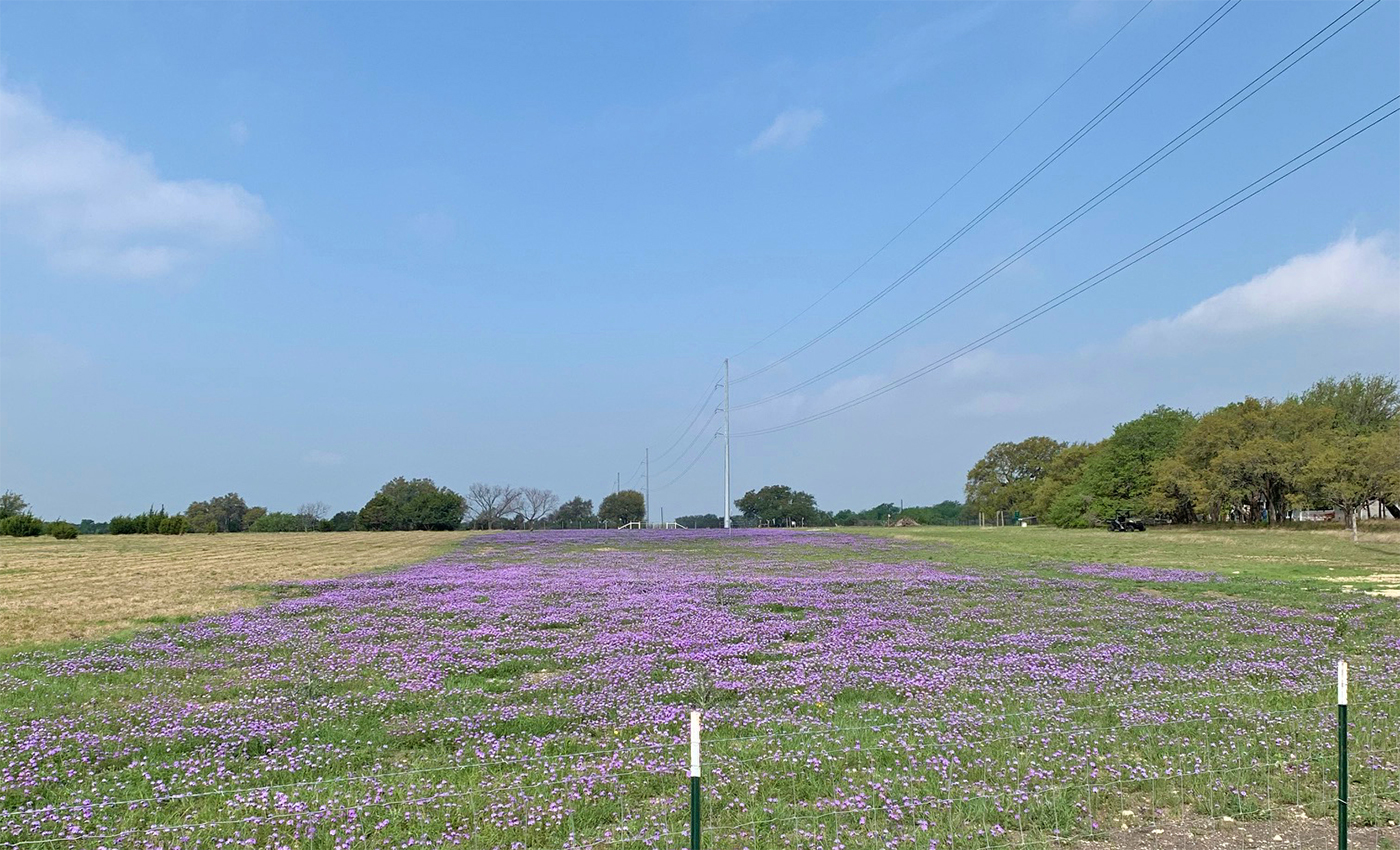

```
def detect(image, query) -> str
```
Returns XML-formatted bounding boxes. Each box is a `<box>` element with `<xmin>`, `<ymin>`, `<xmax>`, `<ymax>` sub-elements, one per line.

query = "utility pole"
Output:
<box><xmin>616</xmin><ymin>472</ymin><xmax>620</xmax><ymax>495</ymax></box>
<box><xmin>645</xmin><ymin>448</ymin><xmax>650</xmax><ymax>527</ymax></box>
<box><xmin>723</xmin><ymin>358</ymin><xmax>731</xmax><ymax>530</ymax></box>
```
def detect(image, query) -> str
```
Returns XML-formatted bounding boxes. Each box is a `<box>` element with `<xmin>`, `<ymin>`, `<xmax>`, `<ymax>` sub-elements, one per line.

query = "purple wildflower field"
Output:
<box><xmin>1</xmin><ymin>529</ymin><xmax>1397</xmax><ymax>849</ymax></box>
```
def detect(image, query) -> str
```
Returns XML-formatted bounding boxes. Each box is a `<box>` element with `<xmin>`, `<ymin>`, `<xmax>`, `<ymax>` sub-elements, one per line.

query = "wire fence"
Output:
<box><xmin>2</xmin><ymin>674</ymin><xmax>1396</xmax><ymax>849</ymax></box>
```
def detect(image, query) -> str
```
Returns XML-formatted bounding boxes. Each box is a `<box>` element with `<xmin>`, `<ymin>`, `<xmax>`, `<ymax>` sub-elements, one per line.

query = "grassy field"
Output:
<box><xmin>1</xmin><ymin>527</ymin><xmax>1396</xmax><ymax>849</ymax></box>
<box><xmin>0</xmin><ymin>531</ymin><xmax>465</xmax><ymax>648</ymax></box>
<box><xmin>870</xmin><ymin>523</ymin><xmax>1400</xmax><ymax>587</ymax></box>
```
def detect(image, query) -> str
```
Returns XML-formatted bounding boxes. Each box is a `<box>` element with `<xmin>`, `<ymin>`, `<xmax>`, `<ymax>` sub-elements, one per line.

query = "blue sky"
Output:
<box><xmin>1</xmin><ymin>1</ymin><xmax>1397</xmax><ymax>522</ymax></box>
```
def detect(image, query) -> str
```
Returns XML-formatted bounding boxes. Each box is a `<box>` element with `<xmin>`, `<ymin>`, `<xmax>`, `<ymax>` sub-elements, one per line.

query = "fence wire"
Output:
<box><xmin>2</xmin><ymin>687</ymin><xmax>1396</xmax><ymax>849</ymax></box>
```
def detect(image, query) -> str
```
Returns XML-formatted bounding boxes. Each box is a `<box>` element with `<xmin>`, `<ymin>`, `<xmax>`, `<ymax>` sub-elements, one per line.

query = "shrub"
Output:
<box><xmin>328</xmin><ymin>511</ymin><xmax>359</xmax><ymax>532</ymax></box>
<box><xmin>109</xmin><ymin>515</ymin><xmax>141</xmax><ymax>535</ymax></box>
<box><xmin>159</xmin><ymin>516</ymin><xmax>187</xmax><ymax>535</ymax></box>
<box><xmin>46</xmin><ymin>521</ymin><xmax>79</xmax><ymax>540</ymax></box>
<box><xmin>0</xmin><ymin>514</ymin><xmax>45</xmax><ymax>537</ymax></box>
<box><xmin>248</xmin><ymin>512</ymin><xmax>304</xmax><ymax>532</ymax></box>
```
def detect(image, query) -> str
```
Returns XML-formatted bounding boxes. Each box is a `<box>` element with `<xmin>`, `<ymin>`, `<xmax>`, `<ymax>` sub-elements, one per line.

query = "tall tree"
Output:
<box><xmin>549</xmin><ymin>496</ymin><xmax>595</xmax><ymax>528</ymax></box>
<box><xmin>734</xmin><ymin>484</ymin><xmax>820</xmax><ymax>526</ymax></box>
<box><xmin>520</xmin><ymin>488</ymin><xmax>560</xmax><ymax>529</ymax></box>
<box><xmin>1028</xmin><ymin>442</ymin><xmax>1101</xmax><ymax>527</ymax></box>
<box><xmin>360</xmin><ymin>477</ymin><xmax>466</xmax><ymax>531</ymax></box>
<box><xmin>185</xmin><ymin>493</ymin><xmax>251</xmax><ymax>533</ymax></box>
<box><xmin>0</xmin><ymin>491</ymin><xmax>28</xmax><ymax>520</ymax></box>
<box><xmin>1300</xmin><ymin>373</ymin><xmax>1400</xmax><ymax>434</ymax></box>
<box><xmin>1077</xmin><ymin>407</ymin><xmax>1197</xmax><ymax>523</ymax></box>
<box><xmin>964</xmin><ymin>437</ymin><xmax>1065</xmax><ymax>517</ymax></box>
<box><xmin>598</xmin><ymin>490</ymin><xmax>645</xmax><ymax>525</ymax></box>
<box><xmin>465</xmin><ymin>483</ymin><xmax>522</xmax><ymax>529</ymax></box>
<box><xmin>1155</xmin><ymin>397</ymin><xmax>1329</xmax><ymax>525</ymax></box>
<box><xmin>1304</xmin><ymin>425</ymin><xmax>1400</xmax><ymax>540</ymax></box>
<box><xmin>297</xmin><ymin>501</ymin><xmax>331</xmax><ymax>531</ymax></box>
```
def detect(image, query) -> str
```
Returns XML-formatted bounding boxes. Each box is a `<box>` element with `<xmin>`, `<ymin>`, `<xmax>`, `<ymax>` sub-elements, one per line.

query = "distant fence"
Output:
<box><xmin>3</xmin><ymin>667</ymin><xmax>1396</xmax><ymax>849</ymax></box>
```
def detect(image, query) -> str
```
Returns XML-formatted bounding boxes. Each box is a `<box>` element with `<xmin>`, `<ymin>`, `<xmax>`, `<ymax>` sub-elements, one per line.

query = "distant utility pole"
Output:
<box><xmin>616</xmin><ymin>472</ymin><xmax>620</xmax><ymax>495</ymax></box>
<box><xmin>723</xmin><ymin>358</ymin><xmax>731</xmax><ymax>530</ymax></box>
<box><xmin>645</xmin><ymin>448</ymin><xmax>650</xmax><ymax>527</ymax></box>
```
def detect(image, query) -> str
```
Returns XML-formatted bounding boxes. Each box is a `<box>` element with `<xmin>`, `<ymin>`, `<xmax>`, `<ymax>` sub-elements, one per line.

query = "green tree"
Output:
<box><xmin>0</xmin><ymin>491</ymin><xmax>28</xmax><ymax>520</ymax></box>
<box><xmin>1300</xmin><ymin>373</ymin><xmax>1400</xmax><ymax>435</ymax></box>
<box><xmin>158</xmin><ymin>515</ymin><xmax>187</xmax><ymax>535</ymax></box>
<box><xmin>249</xmin><ymin>512</ymin><xmax>304</xmax><ymax>532</ymax></box>
<box><xmin>185</xmin><ymin>493</ymin><xmax>252</xmax><ymax>533</ymax></box>
<box><xmin>598</xmin><ymin>490</ymin><xmax>645</xmax><ymax>525</ymax></box>
<box><xmin>0</xmin><ymin>514</ymin><xmax>44</xmax><ymax>537</ymax></box>
<box><xmin>1077</xmin><ymin>407</ymin><xmax>1198</xmax><ymax>523</ymax></box>
<box><xmin>1154</xmin><ymin>397</ymin><xmax>1329</xmax><ymax>525</ymax></box>
<box><xmin>1028</xmin><ymin>442</ymin><xmax>1100</xmax><ymax>526</ymax></box>
<box><xmin>734</xmin><ymin>484</ymin><xmax>820</xmax><ymax>526</ymax></box>
<box><xmin>358</xmin><ymin>478</ymin><xmax>466</xmax><ymax>531</ymax></box>
<box><xmin>1304</xmin><ymin>425</ymin><xmax>1400</xmax><ymax>540</ymax></box>
<box><xmin>550</xmin><ymin>497</ymin><xmax>595</xmax><ymax>528</ymax></box>
<box><xmin>964</xmin><ymin>436</ymin><xmax>1065</xmax><ymax>517</ymax></box>
<box><xmin>328</xmin><ymin>510</ymin><xmax>359</xmax><ymax>531</ymax></box>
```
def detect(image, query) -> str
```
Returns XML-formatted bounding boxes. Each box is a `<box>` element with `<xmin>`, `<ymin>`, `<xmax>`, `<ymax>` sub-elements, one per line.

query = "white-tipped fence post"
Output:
<box><xmin>690</xmin><ymin>710</ymin><xmax>702</xmax><ymax>850</ymax></box>
<box><xmin>1338</xmin><ymin>659</ymin><xmax>1348</xmax><ymax>850</ymax></box>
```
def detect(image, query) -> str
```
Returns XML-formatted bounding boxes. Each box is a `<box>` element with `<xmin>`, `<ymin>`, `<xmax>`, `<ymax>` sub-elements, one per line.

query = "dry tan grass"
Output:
<box><xmin>0</xmin><ymin>532</ymin><xmax>466</xmax><ymax>647</ymax></box>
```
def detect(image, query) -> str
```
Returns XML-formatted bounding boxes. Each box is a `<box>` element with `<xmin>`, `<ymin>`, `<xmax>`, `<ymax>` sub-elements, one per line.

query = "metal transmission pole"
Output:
<box><xmin>645</xmin><ymin>448</ymin><xmax>650</xmax><ymax>527</ymax></box>
<box><xmin>723</xmin><ymin>358</ymin><xmax>731</xmax><ymax>530</ymax></box>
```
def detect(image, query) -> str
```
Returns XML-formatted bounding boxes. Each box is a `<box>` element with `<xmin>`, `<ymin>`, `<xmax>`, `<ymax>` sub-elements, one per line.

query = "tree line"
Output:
<box><xmin>667</xmin><ymin>488</ymin><xmax>964</xmax><ymax>529</ymax></box>
<box><xmin>962</xmin><ymin>374</ymin><xmax>1400</xmax><ymax>535</ymax></box>
<box><xmin>0</xmin><ymin>478</ymin><xmax>666</xmax><ymax>538</ymax></box>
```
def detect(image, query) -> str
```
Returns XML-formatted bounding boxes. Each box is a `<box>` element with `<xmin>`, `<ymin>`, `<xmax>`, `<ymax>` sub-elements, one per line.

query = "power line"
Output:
<box><xmin>652</xmin><ymin>366</ymin><xmax>723</xmax><ymax>463</ymax></box>
<box><xmin>732</xmin><ymin>0</ymin><xmax>1376</xmax><ymax>412</ymax></box>
<box><xmin>731</xmin><ymin>94</ymin><xmax>1399</xmax><ymax>437</ymax></box>
<box><xmin>731</xmin><ymin>0</ymin><xmax>1239</xmax><ymax>386</ymax></box>
<box><xmin>652</xmin><ymin>408</ymin><xmax>719</xmax><ymax>477</ymax></box>
<box><xmin>654</xmin><ymin>434</ymin><xmax>718</xmax><ymax>491</ymax></box>
<box><xmin>729</xmin><ymin>0</ymin><xmax>1153</xmax><ymax>361</ymax></box>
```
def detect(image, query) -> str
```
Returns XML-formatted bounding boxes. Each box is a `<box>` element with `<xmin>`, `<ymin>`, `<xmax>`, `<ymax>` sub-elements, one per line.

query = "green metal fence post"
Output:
<box><xmin>1337</xmin><ymin>659</ymin><xmax>1348</xmax><ymax>850</ymax></box>
<box><xmin>690</xmin><ymin>710</ymin><xmax>701</xmax><ymax>850</ymax></box>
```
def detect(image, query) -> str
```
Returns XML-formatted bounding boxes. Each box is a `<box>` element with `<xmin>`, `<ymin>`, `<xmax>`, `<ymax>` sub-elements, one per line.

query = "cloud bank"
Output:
<box><xmin>0</xmin><ymin>83</ymin><xmax>270</xmax><ymax>278</ymax></box>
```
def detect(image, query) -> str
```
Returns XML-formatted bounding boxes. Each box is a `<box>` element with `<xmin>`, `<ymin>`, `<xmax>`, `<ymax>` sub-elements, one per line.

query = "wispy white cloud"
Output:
<box><xmin>744</xmin><ymin>232</ymin><xmax>1399</xmax><ymax>429</ymax></box>
<box><xmin>1126</xmin><ymin>232</ymin><xmax>1399</xmax><ymax>347</ymax></box>
<box><xmin>302</xmin><ymin>450</ymin><xmax>344</xmax><ymax>467</ymax></box>
<box><xmin>0</xmin><ymin>83</ymin><xmax>270</xmax><ymax>279</ymax></box>
<box><xmin>748</xmin><ymin>107</ymin><xmax>826</xmax><ymax>153</ymax></box>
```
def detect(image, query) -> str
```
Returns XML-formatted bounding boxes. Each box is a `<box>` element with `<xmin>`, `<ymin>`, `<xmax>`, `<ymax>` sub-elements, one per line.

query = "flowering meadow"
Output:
<box><xmin>2</xmin><ymin>529</ymin><xmax>1397</xmax><ymax>849</ymax></box>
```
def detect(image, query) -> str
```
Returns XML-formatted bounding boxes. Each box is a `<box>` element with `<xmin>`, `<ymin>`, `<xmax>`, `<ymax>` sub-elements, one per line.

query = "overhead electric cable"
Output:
<box><xmin>731</xmin><ymin>95</ymin><xmax>1400</xmax><ymax>437</ymax></box>
<box><xmin>652</xmin><ymin>370</ymin><xmax>722</xmax><ymax>463</ymax></box>
<box><xmin>731</xmin><ymin>0</ymin><xmax>1239</xmax><ymax>386</ymax></box>
<box><xmin>655</xmin><ymin>435</ymin><xmax>718</xmax><ymax>491</ymax></box>
<box><xmin>730</xmin><ymin>0</ymin><xmax>1153</xmax><ymax>361</ymax></box>
<box><xmin>732</xmin><ymin>0</ymin><xmax>1375</xmax><ymax>412</ymax></box>
<box><xmin>652</xmin><ymin>408</ymin><xmax>720</xmax><ymax>477</ymax></box>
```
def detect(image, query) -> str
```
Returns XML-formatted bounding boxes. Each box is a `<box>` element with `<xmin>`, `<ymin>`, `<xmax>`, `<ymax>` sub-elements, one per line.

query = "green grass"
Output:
<box><xmin>2</xmin><ymin>527</ymin><xmax>1397</xmax><ymax>849</ymax></box>
<box><xmin>862</xmin><ymin>524</ymin><xmax>1400</xmax><ymax>581</ymax></box>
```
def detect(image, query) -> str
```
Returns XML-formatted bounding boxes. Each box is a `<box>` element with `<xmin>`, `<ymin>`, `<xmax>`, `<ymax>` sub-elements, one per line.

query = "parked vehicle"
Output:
<box><xmin>1107</xmin><ymin>512</ymin><xmax>1146</xmax><ymax>532</ymax></box>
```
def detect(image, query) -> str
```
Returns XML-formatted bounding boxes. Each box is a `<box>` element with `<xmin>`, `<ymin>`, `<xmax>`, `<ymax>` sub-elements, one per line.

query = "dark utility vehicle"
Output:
<box><xmin>1107</xmin><ymin>512</ymin><xmax>1146</xmax><ymax>532</ymax></box>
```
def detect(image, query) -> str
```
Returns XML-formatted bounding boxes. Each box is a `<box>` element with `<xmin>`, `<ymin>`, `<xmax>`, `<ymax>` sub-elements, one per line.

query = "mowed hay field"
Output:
<box><xmin>1</xmin><ymin>527</ymin><xmax>1397</xmax><ymax>849</ymax></box>
<box><xmin>0</xmin><ymin>532</ymin><xmax>466</xmax><ymax>647</ymax></box>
